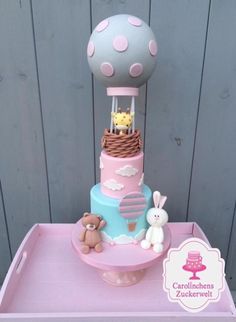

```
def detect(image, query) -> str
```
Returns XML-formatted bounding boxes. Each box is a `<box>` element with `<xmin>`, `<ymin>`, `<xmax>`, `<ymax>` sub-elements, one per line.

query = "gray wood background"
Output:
<box><xmin>0</xmin><ymin>0</ymin><xmax>235</xmax><ymax>290</ymax></box>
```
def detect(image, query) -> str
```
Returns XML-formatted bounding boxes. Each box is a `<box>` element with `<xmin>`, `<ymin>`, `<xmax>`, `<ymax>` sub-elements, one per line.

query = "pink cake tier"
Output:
<box><xmin>185</xmin><ymin>251</ymin><xmax>202</xmax><ymax>270</ymax></box>
<box><xmin>100</xmin><ymin>150</ymin><xmax>144</xmax><ymax>199</ymax></box>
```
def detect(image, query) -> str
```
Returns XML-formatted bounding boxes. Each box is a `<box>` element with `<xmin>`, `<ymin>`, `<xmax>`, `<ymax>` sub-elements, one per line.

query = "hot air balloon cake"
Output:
<box><xmin>87</xmin><ymin>14</ymin><xmax>165</xmax><ymax>245</ymax></box>
<box><xmin>71</xmin><ymin>14</ymin><xmax>170</xmax><ymax>286</ymax></box>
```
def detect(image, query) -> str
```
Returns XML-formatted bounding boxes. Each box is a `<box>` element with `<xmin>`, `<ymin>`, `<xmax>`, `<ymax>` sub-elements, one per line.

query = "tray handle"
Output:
<box><xmin>0</xmin><ymin>225</ymin><xmax>39</xmax><ymax>311</ymax></box>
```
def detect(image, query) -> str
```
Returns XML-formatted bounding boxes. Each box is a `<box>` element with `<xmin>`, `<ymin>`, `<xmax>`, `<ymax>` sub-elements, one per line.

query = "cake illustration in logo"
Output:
<box><xmin>182</xmin><ymin>251</ymin><xmax>206</xmax><ymax>280</ymax></box>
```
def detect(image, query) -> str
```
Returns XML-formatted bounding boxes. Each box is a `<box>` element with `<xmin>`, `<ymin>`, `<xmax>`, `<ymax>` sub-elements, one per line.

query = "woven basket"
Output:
<box><xmin>101</xmin><ymin>129</ymin><xmax>142</xmax><ymax>158</ymax></box>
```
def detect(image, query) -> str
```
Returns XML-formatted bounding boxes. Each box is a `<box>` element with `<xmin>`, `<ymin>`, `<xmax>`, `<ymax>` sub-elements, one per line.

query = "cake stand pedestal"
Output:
<box><xmin>182</xmin><ymin>264</ymin><xmax>206</xmax><ymax>280</ymax></box>
<box><xmin>71</xmin><ymin>220</ymin><xmax>171</xmax><ymax>287</ymax></box>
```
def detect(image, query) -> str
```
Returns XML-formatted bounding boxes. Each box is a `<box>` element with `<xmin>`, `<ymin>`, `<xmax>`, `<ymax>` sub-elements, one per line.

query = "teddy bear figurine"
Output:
<box><xmin>141</xmin><ymin>191</ymin><xmax>168</xmax><ymax>253</ymax></box>
<box><xmin>79</xmin><ymin>212</ymin><xmax>106</xmax><ymax>254</ymax></box>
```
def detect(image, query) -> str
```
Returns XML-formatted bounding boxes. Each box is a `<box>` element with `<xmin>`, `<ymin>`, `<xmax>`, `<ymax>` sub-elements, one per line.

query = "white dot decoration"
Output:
<box><xmin>129</xmin><ymin>63</ymin><xmax>143</xmax><ymax>77</ymax></box>
<box><xmin>87</xmin><ymin>41</ymin><xmax>95</xmax><ymax>57</ymax></box>
<box><xmin>100</xmin><ymin>62</ymin><xmax>114</xmax><ymax>77</ymax></box>
<box><xmin>96</xmin><ymin>19</ymin><xmax>109</xmax><ymax>32</ymax></box>
<box><xmin>128</xmin><ymin>16</ymin><xmax>142</xmax><ymax>27</ymax></box>
<box><xmin>149</xmin><ymin>40</ymin><xmax>158</xmax><ymax>56</ymax></box>
<box><xmin>113</xmin><ymin>35</ymin><xmax>128</xmax><ymax>52</ymax></box>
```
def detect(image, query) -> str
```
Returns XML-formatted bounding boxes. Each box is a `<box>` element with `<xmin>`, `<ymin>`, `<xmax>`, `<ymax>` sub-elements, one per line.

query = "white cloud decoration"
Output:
<box><xmin>101</xmin><ymin>229</ymin><xmax>146</xmax><ymax>245</ymax></box>
<box><xmin>103</xmin><ymin>179</ymin><xmax>124</xmax><ymax>191</ymax></box>
<box><xmin>115</xmin><ymin>165</ymin><xmax>138</xmax><ymax>177</ymax></box>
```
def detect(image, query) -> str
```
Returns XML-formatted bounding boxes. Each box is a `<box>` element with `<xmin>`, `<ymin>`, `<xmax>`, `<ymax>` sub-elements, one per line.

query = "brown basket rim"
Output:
<box><xmin>101</xmin><ymin>128</ymin><xmax>142</xmax><ymax>158</ymax></box>
<box><xmin>103</xmin><ymin>128</ymin><xmax>141</xmax><ymax>137</ymax></box>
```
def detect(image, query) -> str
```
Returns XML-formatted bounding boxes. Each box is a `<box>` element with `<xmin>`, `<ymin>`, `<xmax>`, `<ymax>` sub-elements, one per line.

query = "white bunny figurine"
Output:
<box><xmin>141</xmin><ymin>191</ymin><xmax>168</xmax><ymax>253</ymax></box>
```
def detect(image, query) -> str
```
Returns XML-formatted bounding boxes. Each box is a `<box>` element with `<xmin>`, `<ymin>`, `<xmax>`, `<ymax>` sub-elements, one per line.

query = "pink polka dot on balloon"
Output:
<box><xmin>96</xmin><ymin>19</ymin><xmax>109</xmax><ymax>32</ymax></box>
<box><xmin>149</xmin><ymin>40</ymin><xmax>158</xmax><ymax>56</ymax></box>
<box><xmin>128</xmin><ymin>16</ymin><xmax>142</xmax><ymax>27</ymax></box>
<box><xmin>100</xmin><ymin>62</ymin><xmax>114</xmax><ymax>77</ymax></box>
<box><xmin>113</xmin><ymin>35</ymin><xmax>128</xmax><ymax>52</ymax></box>
<box><xmin>87</xmin><ymin>41</ymin><xmax>95</xmax><ymax>57</ymax></box>
<box><xmin>129</xmin><ymin>63</ymin><xmax>143</xmax><ymax>77</ymax></box>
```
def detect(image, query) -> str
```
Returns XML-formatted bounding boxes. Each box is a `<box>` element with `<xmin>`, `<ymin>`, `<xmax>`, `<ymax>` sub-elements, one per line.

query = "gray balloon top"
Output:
<box><xmin>87</xmin><ymin>14</ymin><xmax>157</xmax><ymax>90</ymax></box>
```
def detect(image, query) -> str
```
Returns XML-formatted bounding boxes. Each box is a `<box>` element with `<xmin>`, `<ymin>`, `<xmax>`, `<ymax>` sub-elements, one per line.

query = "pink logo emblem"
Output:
<box><xmin>163</xmin><ymin>238</ymin><xmax>225</xmax><ymax>313</ymax></box>
<box><xmin>182</xmin><ymin>250</ymin><xmax>206</xmax><ymax>280</ymax></box>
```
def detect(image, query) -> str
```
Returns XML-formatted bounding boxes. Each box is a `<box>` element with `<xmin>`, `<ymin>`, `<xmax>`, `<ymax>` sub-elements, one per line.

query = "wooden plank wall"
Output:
<box><xmin>31</xmin><ymin>0</ymin><xmax>94</xmax><ymax>223</ymax></box>
<box><xmin>0</xmin><ymin>0</ymin><xmax>51</xmax><ymax>256</ymax></box>
<box><xmin>188</xmin><ymin>0</ymin><xmax>236</xmax><ymax>287</ymax></box>
<box><xmin>0</xmin><ymin>0</ymin><xmax>235</xmax><ymax>289</ymax></box>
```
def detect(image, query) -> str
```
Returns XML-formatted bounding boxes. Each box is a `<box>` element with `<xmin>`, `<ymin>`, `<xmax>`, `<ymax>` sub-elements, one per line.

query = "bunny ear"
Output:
<box><xmin>153</xmin><ymin>191</ymin><xmax>161</xmax><ymax>208</ymax></box>
<box><xmin>159</xmin><ymin>196</ymin><xmax>167</xmax><ymax>209</ymax></box>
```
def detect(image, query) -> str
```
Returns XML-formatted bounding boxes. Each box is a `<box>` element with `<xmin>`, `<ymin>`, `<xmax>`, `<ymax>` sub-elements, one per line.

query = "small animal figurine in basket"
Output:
<box><xmin>141</xmin><ymin>191</ymin><xmax>168</xmax><ymax>253</ymax></box>
<box><xmin>111</xmin><ymin>107</ymin><xmax>134</xmax><ymax>135</ymax></box>
<box><xmin>79</xmin><ymin>213</ymin><xmax>106</xmax><ymax>254</ymax></box>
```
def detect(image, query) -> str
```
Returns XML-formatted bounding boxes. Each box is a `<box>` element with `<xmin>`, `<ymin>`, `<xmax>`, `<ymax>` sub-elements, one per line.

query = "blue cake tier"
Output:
<box><xmin>90</xmin><ymin>184</ymin><xmax>152</xmax><ymax>245</ymax></box>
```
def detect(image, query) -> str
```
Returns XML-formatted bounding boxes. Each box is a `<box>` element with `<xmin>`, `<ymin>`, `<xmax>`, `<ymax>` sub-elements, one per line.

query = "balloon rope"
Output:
<box><xmin>131</xmin><ymin>96</ymin><xmax>135</xmax><ymax>133</ymax></box>
<box><xmin>115</xmin><ymin>96</ymin><xmax>118</xmax><ymax>112</ymax></box>
<box><xmin>110</xmin><ymin>96</ymin><xmax>115</xmax><ymax>133</ymax></box>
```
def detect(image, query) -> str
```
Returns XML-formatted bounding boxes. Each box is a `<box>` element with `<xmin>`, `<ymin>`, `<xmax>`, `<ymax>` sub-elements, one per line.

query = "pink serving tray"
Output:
<box><xmin>0</xmin><ymin>222</ymin><xmax>235</xmax><ymax>322</ymax></box>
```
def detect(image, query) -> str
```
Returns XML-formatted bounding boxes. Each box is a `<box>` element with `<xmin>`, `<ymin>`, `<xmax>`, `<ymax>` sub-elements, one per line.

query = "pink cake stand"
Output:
<box><xmin>182</xmin><ymin>264</ymin><xmax>206</xmax><ymax>280</ymax></box>
<box><xmin>71</xmin><ymin>220</ymin><xmax>171</xmax><ymax>287</ymax></box>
